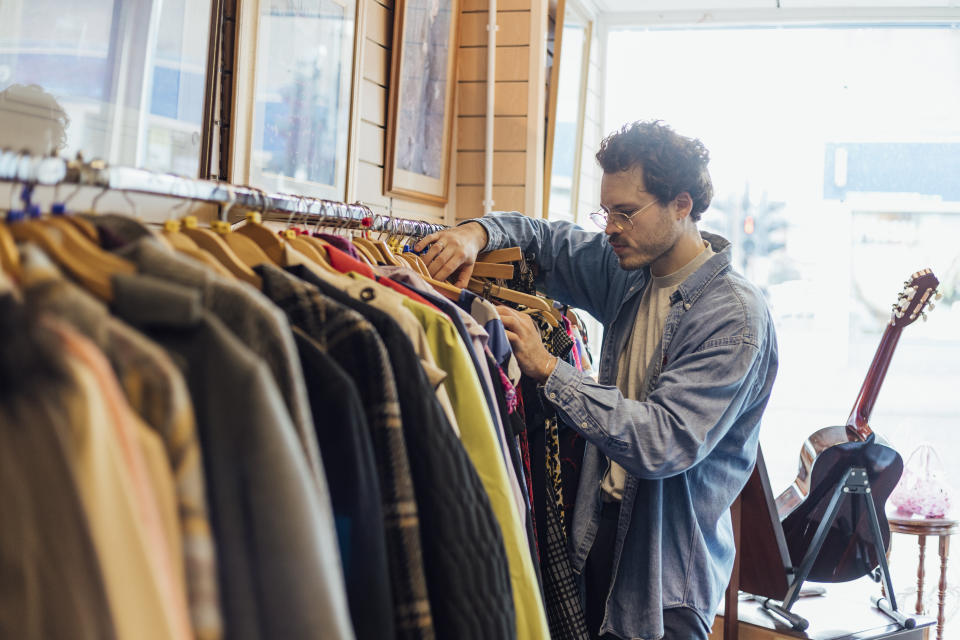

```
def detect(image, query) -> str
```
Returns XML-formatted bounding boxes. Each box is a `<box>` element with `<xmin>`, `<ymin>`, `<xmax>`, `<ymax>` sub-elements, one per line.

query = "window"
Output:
<box><xmin>0</xmin><ymin>0</ymin><xmax>213</xmax><ymax>176</ymax></box>
<box><xmin>233</xmin><ymin>0</ymin><xmax>356</xmax><ymax>200</ymax></box>
<box><xmin>605</xmin><ymin>24</ymin><xmax>960</xmax><ymax>495</ymax></box>
<box><xmin>546</xmin><ymin>5</ymin><xmax>591</xmax><ymax>223</ymax></box>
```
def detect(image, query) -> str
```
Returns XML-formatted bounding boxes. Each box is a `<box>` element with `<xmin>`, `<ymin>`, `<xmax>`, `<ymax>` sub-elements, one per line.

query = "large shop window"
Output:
<box><xmin>0</xmin><ymin>0</ymin><xmax>213</xmax><ymax>175</ymax></box>
<box><xmin>606</xmin><ymin>24</ymin><xmax>960</xmax><ymax>492</ymax></box>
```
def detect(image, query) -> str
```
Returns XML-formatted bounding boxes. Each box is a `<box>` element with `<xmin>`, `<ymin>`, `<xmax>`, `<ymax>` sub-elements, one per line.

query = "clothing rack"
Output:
<box><xmin>0</xmin><ymin>149</ymin><xmax>446</xmax><ymax>237</ymax></box>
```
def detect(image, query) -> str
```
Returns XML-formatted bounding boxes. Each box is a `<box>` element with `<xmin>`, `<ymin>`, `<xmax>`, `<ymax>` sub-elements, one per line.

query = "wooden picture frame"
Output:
<box><xmin>384</xmin><ymin>0</ymin><xmax>460</xmax><ymax>205</ymax></box>
<box><xmin>231</xmin><ymin>0</ymin><xmax>358</xmax><ymax>201</ymax></box>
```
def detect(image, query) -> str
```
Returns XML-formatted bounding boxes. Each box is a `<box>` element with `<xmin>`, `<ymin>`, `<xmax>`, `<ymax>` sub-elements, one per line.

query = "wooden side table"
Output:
<box><xmin>887</xmin><ymin>510</ymin><xmax>959</xmax><ymax>640</ymax></box>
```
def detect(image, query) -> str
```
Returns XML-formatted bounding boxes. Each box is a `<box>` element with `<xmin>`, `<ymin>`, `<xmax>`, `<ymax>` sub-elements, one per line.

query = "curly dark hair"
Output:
<box><xmin>595</xmin><ymin>120</ymin><xmax>713</xmax><ymax>222</ymax></box>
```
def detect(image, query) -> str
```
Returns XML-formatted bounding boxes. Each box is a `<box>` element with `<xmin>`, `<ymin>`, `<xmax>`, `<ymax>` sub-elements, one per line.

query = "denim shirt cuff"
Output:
<box><xmin>458</xmin><ymin>217</ymin><xmax>506</xmax><ymax>253</ymax></box>
<box><xmin>542</xmin><ymin>360</ymin><xmax>600</xmax><ymax>435</ymax></box>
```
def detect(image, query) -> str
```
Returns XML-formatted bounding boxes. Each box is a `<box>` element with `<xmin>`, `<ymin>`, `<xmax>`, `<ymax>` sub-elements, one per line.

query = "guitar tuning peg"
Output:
<box><xmin>935</xmin><ymin>290</ymin><xmax>943</xmax><ymax>300</ymax></box>
<box><xmin>928</xmin><ymin>301</ymin><xmax>936</xmax><ymax>312</ymax></box>
<box><xmin>922</xmin><ymin>312</ymin><xmax>928</xmax><ymax>322</ymax></box>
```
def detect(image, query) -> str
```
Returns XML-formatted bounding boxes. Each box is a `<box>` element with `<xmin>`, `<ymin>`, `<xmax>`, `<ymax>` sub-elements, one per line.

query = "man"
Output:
<box><xmin>415</xmin><ymin>120</ymin><xmax>779</xmax><ymax>640</ymax></box>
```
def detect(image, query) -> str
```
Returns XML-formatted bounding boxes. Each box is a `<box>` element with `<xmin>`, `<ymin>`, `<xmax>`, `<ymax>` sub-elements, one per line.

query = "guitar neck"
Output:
<box><xmin>846</xmin><ymin>322</ymin><xmax>903</xmax><ymax>440</ymax></box>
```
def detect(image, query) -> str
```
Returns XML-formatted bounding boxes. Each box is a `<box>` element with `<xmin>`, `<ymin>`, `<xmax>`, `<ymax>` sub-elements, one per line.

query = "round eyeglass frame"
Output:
<box><xmin>588</xmin><ymin>198</ymin><xmax>659</xmax><ymax>231</ymax></box>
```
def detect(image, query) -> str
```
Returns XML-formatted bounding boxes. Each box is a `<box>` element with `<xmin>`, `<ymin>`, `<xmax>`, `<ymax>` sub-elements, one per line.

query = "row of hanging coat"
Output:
<box><xmin>0</xmin><ymin>154</ymin><xmax>596</xmax><ymax>640</ymax></box>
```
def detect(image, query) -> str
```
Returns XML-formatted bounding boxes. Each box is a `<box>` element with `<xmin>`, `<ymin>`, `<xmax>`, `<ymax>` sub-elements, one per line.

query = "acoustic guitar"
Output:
<box><xmin>775</xmin><ymin>269</ymin><xmax>941</xmax><ymax>583</ymax></box>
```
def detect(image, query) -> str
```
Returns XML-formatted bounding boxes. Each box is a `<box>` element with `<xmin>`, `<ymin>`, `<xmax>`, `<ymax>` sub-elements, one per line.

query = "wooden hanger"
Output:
<box><xmin>179</xmin><ymin>216</ymin><xmax>262</xmax><ymax>288</ymax></box>
<box><xmin>42</xmin><ymin>215</ymin><xmax>137</xmax><ymax>275</ymax></box>
<box><xmin>162</xmin><ymin>219</ymin><xmax>201</xmax><ymax>252</ymax></box>
<box><xmin>351</xmin><ymin>235</ymin><xmax>384</xmax><ymax>265</ymax></box>
<box><xmin>65</xmin><ymin>215</ymin><xmax>100</xmax><ymax>243</ymax></box>
<box><xmin>9</xmin><ymin>218</ymin><xmax>114</xmax><ymax>301</ymax></box>
<box><xmin>468</xmin><ymin>277</ymin><xmax>559</xmax><ymax>327</ymax></box>
<box><xmin>478</xmin><ymin>247</ymin><xmax>523</xmax><ymax>264</ymax></box>
<box><xmin>211</xmin><ymin>219</ymin><xmax>274</xmax><ymax>268</ymax></box>
<box><xmin>0</xmin><ymin>222</ymin><xmax>21</xmax><ymax>278</ymax></box>
<box><xmin>234</xmin><ymin>211</ymin><xmax>284</xmax><ymax>265</ymax></box>
<box><xmin>285</xmin><ymin>230</ymin><xmax>338</xmax><ymax>272</ymax></box>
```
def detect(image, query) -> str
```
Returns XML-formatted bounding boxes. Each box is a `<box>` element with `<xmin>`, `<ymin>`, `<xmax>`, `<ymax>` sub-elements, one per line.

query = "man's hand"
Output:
<box><xmin>497</xmin><ymin>305</ymin><xmax>558</xmax><ymax>383</ymax></box>
<box><xmin>413</xmin><ymin>222</ymin><xmax>488</xmax><ymax>288</ymax></box>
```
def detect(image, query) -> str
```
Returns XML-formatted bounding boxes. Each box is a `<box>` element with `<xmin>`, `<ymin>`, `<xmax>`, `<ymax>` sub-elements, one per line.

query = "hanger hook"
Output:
<box><xmin>121</xmin><ymin>190</ymin><xmax>137</xmax><ymax>217</ymax></box>
<box><xmin>220</xmin><ymin>183</ymin><xmax>239</xmax><ymax>222</ymax></box>
<box><xmin>91</xmin><ymin>184</ymin><xmax>110</xmax><ymax>213</ymax></box>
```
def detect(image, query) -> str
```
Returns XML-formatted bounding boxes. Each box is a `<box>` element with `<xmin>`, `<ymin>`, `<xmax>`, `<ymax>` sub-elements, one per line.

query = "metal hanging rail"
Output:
<box><xmin>0</xmin><ymin>150</ymin><xmax>446</xmax><ymax>237</ymax></box>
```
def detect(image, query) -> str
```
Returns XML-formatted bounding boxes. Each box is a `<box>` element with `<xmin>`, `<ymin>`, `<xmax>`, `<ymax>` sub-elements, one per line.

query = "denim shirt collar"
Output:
<box><xmin>668</xmin><ymin>231</ymin><xmax>732</xmax><ymax>309</ymax></box>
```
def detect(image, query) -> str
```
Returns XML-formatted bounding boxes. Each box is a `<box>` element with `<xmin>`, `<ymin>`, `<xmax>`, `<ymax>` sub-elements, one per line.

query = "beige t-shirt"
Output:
<box><xmin>600</xmin><ymin>242</ymin><xmax>714</xmax><ymax>502</ymax></box>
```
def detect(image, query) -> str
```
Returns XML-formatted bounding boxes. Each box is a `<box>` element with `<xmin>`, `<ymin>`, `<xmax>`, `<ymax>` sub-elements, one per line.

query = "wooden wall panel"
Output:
<box><xmin>360</xmin><ymin>79</ymin><xmax>387</xmax><ymax>126</ymax></box>
<box><xmin>364</xmin><ymin>39</ymin><xmax>389</xmax><ymax>87</ymax></box>
<box><xmin>458</xmin><ymin>46</ymin><xmax>530</xmax><ymax>82</ymax></box>
<box><xmin>457</xmin><ymin>116</ymin><xmax>527</xmax><ymax>151</ymax></box>
<box><xmin>358</xmin><ymin>119</ymin><xmax>385</xmax><ymax>166</ymax></box>
<box><xmin>460</xmin><ymin>11</ymin><xmax>531</xmax><ymax>47</ymax></box>
<box><xmin>457</xmin><ymin>81</ymin><xmax>528</xmax><ymax>116</ymax></box>
<box><xmin>453</xmin><ymin>0</ymin><xmax>547</xmax><ymax>224</ymax></box>
<box><xmin>461</xmin><ymin>0</ymin><xmax>528</xmax><ymax>10</ymax></box>
<box><xmin>355</xmin><ymin>161</ymin><xmax>391</xmax><ymax>208</ymax></box>
<box><xmin>457</xmin><ymin>151</ymin><xmax>526</xmax><ymax>185</ymax></box>
<box><xmin>367</xmin><ymin>0</ymin><xmax>393</xmax><ymax>44</ymax></box>
<box><xmin>456</xmin><ymin>185</ymin><xmax>526</xmax><ymax>219</ymax></box>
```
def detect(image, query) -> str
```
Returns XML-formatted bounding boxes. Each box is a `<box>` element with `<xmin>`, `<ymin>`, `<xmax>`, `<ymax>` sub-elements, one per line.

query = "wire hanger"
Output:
<box><xmin>283</xmin><ymin>195</ymin><xmax>336</xmax><ymax>270</ymax></box>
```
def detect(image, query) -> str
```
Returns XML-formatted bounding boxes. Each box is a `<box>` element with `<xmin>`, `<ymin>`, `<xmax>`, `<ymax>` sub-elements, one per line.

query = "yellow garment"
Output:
<box><xmin>410</xmin><ymin>305</ymin><xmax>550</xmax><ymax>640</ymax></box>
<box><xmin>51</xmin><ymin>322</ymin><xmax>191</xmax><ymax>640</ymax></box>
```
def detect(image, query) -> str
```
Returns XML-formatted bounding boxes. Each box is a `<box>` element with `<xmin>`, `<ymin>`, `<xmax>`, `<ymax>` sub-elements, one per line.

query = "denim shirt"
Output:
<box><xmin>472</xmin><ymin>213</ymin><xmax>779</xmax><ymax>640</ymax></box>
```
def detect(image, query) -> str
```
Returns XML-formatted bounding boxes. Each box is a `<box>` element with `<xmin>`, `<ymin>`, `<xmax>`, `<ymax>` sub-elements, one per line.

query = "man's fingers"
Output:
<box><xmin>433</xmin><ymin>248</ymin><xmax>466</xmax><ymax>283</ymax></box>
<box><xmin>414</xmin><ymin>232</ymin><xmax>441</xmax><ymax>253</ymax></box>
<box><xmin>422</xmin><ymin>240</ymin><xmax>448</xmax><ymax>273</ymax></box>
<box><xmin>453</xmin><ymin>265</ymin><xmax>474</xmax><ymax>288</ymax></box>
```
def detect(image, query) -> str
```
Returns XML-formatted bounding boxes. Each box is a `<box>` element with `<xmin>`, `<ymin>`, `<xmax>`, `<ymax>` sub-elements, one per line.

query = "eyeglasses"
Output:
<box><xmin>588</xmin><ymin>198</ymin><xmax>659</xmax><ymax>231</ymax></box>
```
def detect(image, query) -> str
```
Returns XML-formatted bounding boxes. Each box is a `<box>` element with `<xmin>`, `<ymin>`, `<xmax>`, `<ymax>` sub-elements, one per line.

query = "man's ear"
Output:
<box><xmin>674</xmin><ymin>192</ymin><xmax>693</xmax><ymax>220</ymax></box>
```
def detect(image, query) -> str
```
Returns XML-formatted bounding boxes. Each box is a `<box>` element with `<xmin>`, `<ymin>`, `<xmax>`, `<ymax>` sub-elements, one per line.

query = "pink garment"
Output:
<box><xmin>50</xmin><ymin>321</ymin><xmax>193</xmax><ymax>640</ymax></box>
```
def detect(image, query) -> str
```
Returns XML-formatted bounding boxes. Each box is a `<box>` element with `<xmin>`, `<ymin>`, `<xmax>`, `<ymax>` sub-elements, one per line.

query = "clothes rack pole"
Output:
<box><xmin>0</xmin><ymin>149</ymin><xmax>446</xmax><ymax>236</ymax></box>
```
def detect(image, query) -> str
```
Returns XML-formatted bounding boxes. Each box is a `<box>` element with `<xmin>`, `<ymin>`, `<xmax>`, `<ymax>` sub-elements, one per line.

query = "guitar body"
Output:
<box><xmin>772</xmin><ymin>269</ymin><xmax>939</xmax><ymax>585</ymax></box>
<box><xmin>777</xmin><ymin>427</ymin><xmax>903</xmax><ymax>582</ymax></box>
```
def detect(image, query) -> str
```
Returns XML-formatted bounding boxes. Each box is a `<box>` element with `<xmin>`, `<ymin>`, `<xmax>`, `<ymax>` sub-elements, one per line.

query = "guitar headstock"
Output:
<box><xmin>890</xmin><ymin>268</ymin><xmax>941</xmax><ymax>327</ymax></box>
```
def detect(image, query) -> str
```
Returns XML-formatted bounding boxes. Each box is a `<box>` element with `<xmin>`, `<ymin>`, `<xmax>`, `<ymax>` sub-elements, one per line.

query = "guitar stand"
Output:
<box><xmin>762</xmin><ymin>466</ymin><xmax>917</xmax><ymax>632</ymax></box>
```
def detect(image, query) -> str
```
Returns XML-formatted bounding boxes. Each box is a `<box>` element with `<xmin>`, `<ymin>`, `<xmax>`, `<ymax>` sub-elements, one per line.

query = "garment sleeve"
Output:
<box><xmin>541</xmin><ymin>337</ymin><xmax>763</xmax><ymax>479</ymax></box>
<box><xmin>465</xmin><ymin>212</ymin><xmax>633</xmax><ymax>324</ymax></box>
